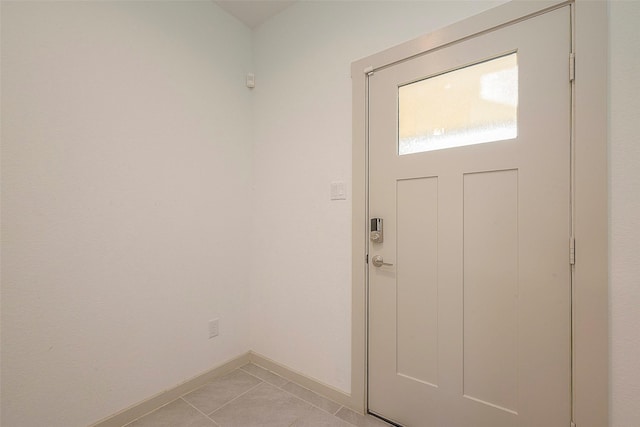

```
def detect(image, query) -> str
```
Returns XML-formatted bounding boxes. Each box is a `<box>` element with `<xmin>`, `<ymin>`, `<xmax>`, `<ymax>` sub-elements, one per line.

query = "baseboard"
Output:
<box><xmin>89</xmin><ymin>351</ymin><xmax>359</xmax><ymax>427</ymax></box>
<box><xmin>89</xmin><ymin>352</ymin><xmax>251</xmax><ymax>427</ymax></box>
<box><xmin>248</xmin><ymin>351</ymin><xmax>356</xmax><ymax>412</ymax></box>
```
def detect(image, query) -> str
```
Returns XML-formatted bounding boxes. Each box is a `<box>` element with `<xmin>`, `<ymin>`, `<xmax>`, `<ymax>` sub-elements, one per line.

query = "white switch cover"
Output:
<box><xmin>246</xmin><ymin>73</ymin><xmax>255</xmax><ymax>88</ymax></box>
<box><xmin>330</xmin><ymin>181</ymin><xmax>347</xmax><ymax>200</ymax></box>
<box><xmin>209</xmin><ymin>318</ymin><xmax>219</xmax><ymax>339</ymax></box>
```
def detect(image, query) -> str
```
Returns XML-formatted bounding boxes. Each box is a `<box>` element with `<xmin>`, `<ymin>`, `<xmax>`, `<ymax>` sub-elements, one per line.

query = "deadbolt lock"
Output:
<box><xmin>370</xmin><ymin>218</ymin><xmax>383</xmax><ymax>243</ymax></box>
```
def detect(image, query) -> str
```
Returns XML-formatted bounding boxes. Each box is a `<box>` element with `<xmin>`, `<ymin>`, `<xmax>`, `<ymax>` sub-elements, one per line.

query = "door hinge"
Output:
<box><xmin>366</xmin><ymin>253</ymin><xmax>369</xmax><ymax>264</ymax></box>
<box><xmin>570</xmin><ymin>237</ymin><xmax>576</xmax><ymax>265</ymax></box>
<box><xmin>569</xmin><ymin>53</ymin><xmax>576</xmax><ymax>82</ymax></box>
<box><xmin>570</xmin><ymin>421</ymin><xmax>576</xmax><ymax>427</ymax></box>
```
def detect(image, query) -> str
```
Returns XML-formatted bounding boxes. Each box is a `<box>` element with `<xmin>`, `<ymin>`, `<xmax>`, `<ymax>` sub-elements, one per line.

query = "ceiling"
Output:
<box><xmin>213</xmin><ymin>1</ymin><xmax>297</xmax><ymax>28</ymax></box>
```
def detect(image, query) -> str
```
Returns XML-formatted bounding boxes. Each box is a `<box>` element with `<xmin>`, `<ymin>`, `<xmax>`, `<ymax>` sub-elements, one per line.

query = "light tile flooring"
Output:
<box><xmin>124</xmin><ymin>363</ymin><xmax>393</xmax><ymax>427</ymax></box>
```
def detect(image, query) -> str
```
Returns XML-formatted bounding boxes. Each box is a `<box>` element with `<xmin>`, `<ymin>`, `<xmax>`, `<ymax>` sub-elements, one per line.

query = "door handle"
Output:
<box><xmin>371</xmin><ymin>255</ymin><xmax>393</xmax><ymax>267</ymax></box>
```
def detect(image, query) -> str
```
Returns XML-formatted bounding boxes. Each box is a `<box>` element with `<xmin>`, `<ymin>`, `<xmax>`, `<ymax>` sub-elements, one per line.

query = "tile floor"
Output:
<box><xmin>124</xmin><ymin>363</ymin><xmax>393</xmax><ymax>427</ymax></box>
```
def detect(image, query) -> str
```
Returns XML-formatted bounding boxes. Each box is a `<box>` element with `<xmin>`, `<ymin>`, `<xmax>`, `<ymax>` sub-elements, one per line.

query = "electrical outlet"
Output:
<box><xmin>209</xmin><ymin>318</ymin><xmax>219</xmax><ymax>339</ymax></box>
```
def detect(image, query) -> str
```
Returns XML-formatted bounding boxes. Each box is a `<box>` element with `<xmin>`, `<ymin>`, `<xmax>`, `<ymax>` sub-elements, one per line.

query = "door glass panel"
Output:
<box><xmin>399</xmin><ymin>53</ymin><xmax>518</xmax><ymax>155</ymax></box>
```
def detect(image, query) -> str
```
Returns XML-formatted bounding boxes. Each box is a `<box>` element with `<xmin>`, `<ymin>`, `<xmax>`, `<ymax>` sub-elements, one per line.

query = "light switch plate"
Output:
<box><xmin>330</xmin><ymin>181</ymin><xmax>347</xmax><ymax>200</ymax></box>
<box><xmin>209</xmin><ymin>318</ymin><xmax>219</xmax><ymax>339</ymax></box>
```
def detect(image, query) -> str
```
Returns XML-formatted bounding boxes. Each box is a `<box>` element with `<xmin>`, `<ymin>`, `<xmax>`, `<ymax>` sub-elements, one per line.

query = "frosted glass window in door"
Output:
<box><xmin>399</xmin><ymin>53</ymin><xmax>518</xmax><ymax>155</ymax></box>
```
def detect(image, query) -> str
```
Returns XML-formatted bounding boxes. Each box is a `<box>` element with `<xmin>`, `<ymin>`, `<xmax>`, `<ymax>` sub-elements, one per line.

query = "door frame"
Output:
<box><xmin>350</xmin><ymin>1</ymin><xmax>608</xmax><ymax>426</ymax></box>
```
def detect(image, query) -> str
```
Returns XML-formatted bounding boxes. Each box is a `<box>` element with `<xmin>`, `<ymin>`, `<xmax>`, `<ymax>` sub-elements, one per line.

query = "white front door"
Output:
<box><xmin>367</xmin><ymin>6</ymin><xmax>572</xmax><ymax>427</ymax></box>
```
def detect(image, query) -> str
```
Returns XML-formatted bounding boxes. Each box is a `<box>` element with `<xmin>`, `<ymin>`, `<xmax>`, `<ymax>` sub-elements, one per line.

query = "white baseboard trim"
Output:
<box><xmin>248</xmin><ymin>351</ymin><xmax>355</xmax><ymax>411</ymax></box>
<box><xmin>89</xmin><ymin>351</ymin><xmax>359</xmax><ymax>427</ymax></box>
<box><xmin>89</xmin><ymin>352</ymin><xmax>251</xmax><ymax>427</ymax></box>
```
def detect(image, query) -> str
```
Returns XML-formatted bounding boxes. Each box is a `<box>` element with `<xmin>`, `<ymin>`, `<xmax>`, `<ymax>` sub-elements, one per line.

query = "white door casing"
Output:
<box><xmin>367</xmin><ymin>6</ymin><xmax>571</xmax><ymax>427</ymax></box>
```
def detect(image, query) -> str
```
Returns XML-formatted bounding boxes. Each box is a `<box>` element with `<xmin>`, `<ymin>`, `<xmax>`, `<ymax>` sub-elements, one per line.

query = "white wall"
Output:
<box><xmin>250</xmin><ymin>0</ymin><xmax>505</xmax><ymax>393</ymax></box>
<box><xmin>0</xmin><ymin>2</ymin><xmax>253</xmax><ymax>426</ymax></box>
<box><xmin>609</xmin><ymin>1</ymin><xmax>640</xmax><ymax>426</ymax></box>
<box><xmin>2</xmin><ymin>1</ymin><xmax>638</xmax><ymax>426</ymax></box>
<box><xmin>252</xmin><ymin>2</ymin><xmax>640</xmax><ymax>425</ymax></box>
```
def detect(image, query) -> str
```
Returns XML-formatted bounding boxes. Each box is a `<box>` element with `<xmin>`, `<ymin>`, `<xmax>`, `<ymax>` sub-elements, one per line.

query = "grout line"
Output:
<box><xmin>123</xmin><ymin>367</ymin><xmax>359</xmax><ymax>427</ymax></box>
<box><xmin>239</xmin><ymin>366</ymin><xmax>348</xmax><ymax>423</ymax></box>
<box><xmin>207</xmin><ymin>381</ymin><xmax>265</xmax><ymax>417</ymax></box>
<box><xmin>333</xmin><ymin>407</ymin><xmax>358</xmax><ymax>427</ymax></box>
<box><xmin>238</xmin><ymin>365</ymin><xmax>269</xmax><ymax>381</ymax></box>
<box><xmin>276</xmin><ymin>381</ymin><xmax>347</xmax><ymax>418</ymax></box>
<box><xmin>178</xmin><ymin>368</ymin><xmax>262</xmax><ymax>419</ymax></box>
<box><xmin>239</xmin><ymin>363</ymin><xmax>287</xmax><ymax>387</ymax></box>
<box><xmin>180</xmin><ymin>398</ymin><xmax>221</xmax><ymax>427</ymax></box>
<box><xmin>218</xmin><ymin>371</ymin><xmax>319</xmax><ymax>426</ymax></box>
<box><xmin>121</xmin><ymin>398</ymin><xmax>182</xmax><ymax>427</ymax></box>
<box><xmin>244</xmin><ymin>363</ymin><xmax>346</xmax><ymax>417</ymax></box>
<box><xmin>123</xmin><ymin>367</ymin><xmax>356</xmax><ymax>427</ymax></box>
<box><xmin>279</xmin><ymin>380</ymin><xmax>344</xmax><ymax>416</ymax></box>
<box><xmin>239</xmin><ymin>368</ymin><xmax>273</xmax><ymax>387</ymax></box>
<box><xmin>335</xmin><ymin>406</ymin><xmax>392</xmax><ymax>427</ymax></box>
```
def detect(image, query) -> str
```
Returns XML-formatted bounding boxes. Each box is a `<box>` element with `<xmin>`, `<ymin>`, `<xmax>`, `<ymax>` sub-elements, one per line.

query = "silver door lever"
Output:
<box><xmin>371</xmin><ymin>255</ymin><xmax>393</xmax><ymax>267</ymax></box>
